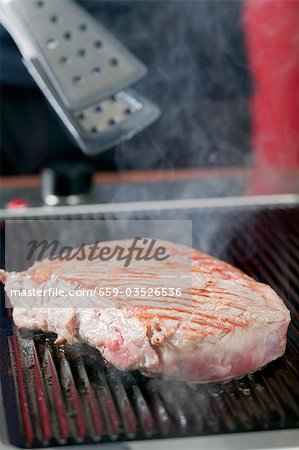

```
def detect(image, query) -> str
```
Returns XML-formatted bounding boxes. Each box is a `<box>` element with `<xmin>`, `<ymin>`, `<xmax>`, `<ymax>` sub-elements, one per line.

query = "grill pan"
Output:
<box><xmin>1</xmin><ymin>204</ymin><xmax>299</xmax><ymax>448</ymax></box>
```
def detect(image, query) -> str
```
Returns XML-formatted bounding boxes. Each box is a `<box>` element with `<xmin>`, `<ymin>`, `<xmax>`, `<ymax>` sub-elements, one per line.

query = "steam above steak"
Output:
<box><xmin>0</xmin><ymin>239</ymin><xmax>290</xmax><ymax>383</ymax></box>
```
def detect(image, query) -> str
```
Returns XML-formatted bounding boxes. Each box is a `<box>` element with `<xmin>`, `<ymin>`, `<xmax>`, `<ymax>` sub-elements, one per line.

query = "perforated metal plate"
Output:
<box><xmin>24</xmin><ymin>57</ymin><xmax>160</xmax><ymax>155</ymax></box>
<box><xmin>9</xmin><ymin>0</ymin><xmax>147</xmax><ymax>109</ymax></box>
<box><xmin>75</xmin><ymin>92</ymin><xmax>144</xmax><ymax>135</ymax></box>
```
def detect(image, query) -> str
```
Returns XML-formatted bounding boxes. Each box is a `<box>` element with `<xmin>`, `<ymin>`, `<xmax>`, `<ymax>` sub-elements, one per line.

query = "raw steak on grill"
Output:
<box><xmin>0</xmin><ymin>239</ymin><xmax>290</xmax><ymax>383</ymax></box>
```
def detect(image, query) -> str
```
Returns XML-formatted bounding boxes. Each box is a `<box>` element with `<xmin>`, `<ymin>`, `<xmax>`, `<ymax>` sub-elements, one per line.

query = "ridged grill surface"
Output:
<box><xmin>1</xmin><ymin>207</ymin><xmax>299</xmax><ymax>447</ymax></box>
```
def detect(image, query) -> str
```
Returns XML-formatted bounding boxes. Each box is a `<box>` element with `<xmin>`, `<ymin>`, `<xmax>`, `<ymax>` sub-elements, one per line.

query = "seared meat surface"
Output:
<box><xmin>0</xmin><ymin>239</ymin><xmax>290</xmax><ymax>382</ymax></box>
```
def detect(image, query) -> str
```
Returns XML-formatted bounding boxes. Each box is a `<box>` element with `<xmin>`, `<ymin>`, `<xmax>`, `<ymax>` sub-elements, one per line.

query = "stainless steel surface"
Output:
<box><xmin>75</xmin><ymin>92</ymin><xmax>146</xmax><ymax>135</ymax></box>
<box><xmin>24</xmin><ymin>57</ymin><xmax>160</xmax><ymax>154</ymax></box>
<box><xmin>1</xmin><ymin>194</ymin><xmax>299</xmax><ymax>219</ymax></box>
<box><xmin>9</xmin><ymin>0</ymin><xmax>147</xmax><ymax>109</ymax></box>
<box><xmin>2</xmin><ymin>167</ymin><xmax>298</xmax><ymax>214</ymax></box>
<box><xmin>127</xmin><ymin>431</ymin><xmax>299</xmax><ymax>449</ymax></box>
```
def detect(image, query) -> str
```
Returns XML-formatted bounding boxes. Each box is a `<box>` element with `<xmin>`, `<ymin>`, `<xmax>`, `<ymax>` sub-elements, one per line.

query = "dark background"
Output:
<box><xmin>0</xmin><ymin>0</ymin><xmax>252</xmax><ymax>175</ymax></box>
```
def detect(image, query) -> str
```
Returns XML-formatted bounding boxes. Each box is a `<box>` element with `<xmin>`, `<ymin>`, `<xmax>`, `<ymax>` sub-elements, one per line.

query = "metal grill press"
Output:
<box><xmin>0</xmin><ymin>0</ymin><xmax>160</xmax><ymax>154</ymax></box>
<box><xmin>0</xmin><ymin>207</ymin><xmax>299</xmax><ymax>447</ymax></box>
<box><xmin>9</xmin><ymin>0</ymin><xmax>147</xmax><ymax>108</ymax></box>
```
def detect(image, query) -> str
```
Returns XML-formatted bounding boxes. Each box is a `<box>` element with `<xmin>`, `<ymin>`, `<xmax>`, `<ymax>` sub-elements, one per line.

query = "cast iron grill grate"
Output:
<box><xmin>1</xmin><ymin>206</ymin><xmax>299</xmax><ymax>447</ymax></box>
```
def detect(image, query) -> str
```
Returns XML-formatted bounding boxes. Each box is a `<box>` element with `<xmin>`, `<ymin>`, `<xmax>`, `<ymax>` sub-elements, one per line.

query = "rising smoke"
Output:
<box><xmin>86</xmin><ymin>0</ymin><xmax>252</xmax><ymax>170</ymax></box>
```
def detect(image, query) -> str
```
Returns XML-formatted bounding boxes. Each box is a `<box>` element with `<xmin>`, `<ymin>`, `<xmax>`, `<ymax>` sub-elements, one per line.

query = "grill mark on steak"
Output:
<box><xmin>1</xmin><ymin>239</ymin><xmax>290</xmax><ymax>383</ymax></box>
<box><xmin>134</xmin><ymin>308</ymin><xmax>232</xmax><ymax>332</ymax></box>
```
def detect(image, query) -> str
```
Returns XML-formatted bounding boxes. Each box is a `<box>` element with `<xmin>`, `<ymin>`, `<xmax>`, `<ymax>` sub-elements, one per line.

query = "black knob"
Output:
<box><xmin>42</xmin><ymin>161</ymin><xmax>93</xmax><ymax>205</ymax></box>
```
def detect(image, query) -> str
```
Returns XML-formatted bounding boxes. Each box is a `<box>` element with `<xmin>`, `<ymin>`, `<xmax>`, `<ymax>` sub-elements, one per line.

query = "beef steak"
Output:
<box><xmin>0</xmin><ymin>239</ymin><xmax>290</xmax><ymax>382</ymax></box>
